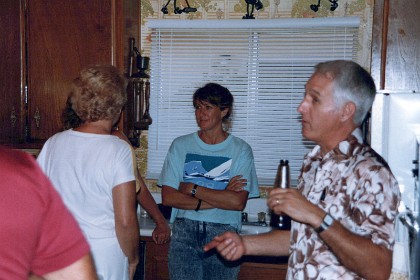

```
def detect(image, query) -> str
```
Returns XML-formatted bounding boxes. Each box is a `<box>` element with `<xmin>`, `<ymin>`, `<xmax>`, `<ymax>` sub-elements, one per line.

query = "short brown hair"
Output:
<box><xmin>70</xmin><ymin>65</ymin><xmax>126</xmax><ymax>123</ymax></box>
<box><xmin>193</xmin><ymin>82</ymin><xmax>234</xmax><ymax>122</ymax></box>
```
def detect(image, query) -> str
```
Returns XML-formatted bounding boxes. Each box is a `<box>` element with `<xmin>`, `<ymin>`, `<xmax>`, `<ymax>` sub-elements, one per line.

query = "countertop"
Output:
<box><xmin>138</xmin><ymin>194</ymin><xmax>273</xmax><ymax>237</ymax></box>
<box><xmin>138</xmin><ymin>214</ymin><xmax>272</xmax><ymax>237</ymax></box>
<box><xmin>138</xmin><ymin>215</ymin><xmax>163</xmax><ymax>237</ymax></box>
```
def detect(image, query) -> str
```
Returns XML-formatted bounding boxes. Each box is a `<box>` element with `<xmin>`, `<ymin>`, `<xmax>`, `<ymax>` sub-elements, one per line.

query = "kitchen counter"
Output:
<box><xmin>138</xmin><ymin>194</ymin><xmax>273</xmax><ymax>237</ymax></box>
<box><xmin>138</xmin><ymin>215</ymin><xmax>165</xmax><ymax>237</ymax></box>
<box><xmin>138</xmin><ymin>214</ymin><xmax>272</xmax><ymax>237</ymax></box>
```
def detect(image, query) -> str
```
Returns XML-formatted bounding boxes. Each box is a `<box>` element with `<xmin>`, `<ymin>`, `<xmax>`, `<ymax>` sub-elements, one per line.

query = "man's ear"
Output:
<box><xmin>341</xmin><ymin>102</ymin><xmax>356</xmax><ymax>122</ymax></box>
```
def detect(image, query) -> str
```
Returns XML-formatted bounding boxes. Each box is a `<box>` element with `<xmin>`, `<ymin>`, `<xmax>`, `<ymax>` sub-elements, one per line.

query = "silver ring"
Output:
<box><xmin>276</xmin><ymin>199</ymin><xmax>279</xmax><ymax>205</ymax></box>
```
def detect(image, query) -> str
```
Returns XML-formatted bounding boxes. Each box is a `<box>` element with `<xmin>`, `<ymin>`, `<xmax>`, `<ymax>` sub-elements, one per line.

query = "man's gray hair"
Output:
<box><xmin>314</xmin><ymin>60</ymin><xmax>376</xmax><ymax>126</ymax></box>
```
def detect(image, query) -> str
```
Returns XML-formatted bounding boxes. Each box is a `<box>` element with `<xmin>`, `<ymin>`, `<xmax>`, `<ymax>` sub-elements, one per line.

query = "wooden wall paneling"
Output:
<box><xmin>371</xmin><ymin>0</ymin><xmax>386</xmax><ymax>90</ymax></box>
<box><xmin>371</xmin><ymin>0</ymin><xmax>420</xmax><ymax>92</ymax></box>
<box><xmin>385</xmin><ymin>0</ymin><xmax>420</xmax><ymax>91</ymax></box>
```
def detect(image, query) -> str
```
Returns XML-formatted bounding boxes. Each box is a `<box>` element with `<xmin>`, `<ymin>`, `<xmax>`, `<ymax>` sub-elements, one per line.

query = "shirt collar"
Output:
<box><xmin>307</xmin><ymin>128</ymin><xmax>364</xmax><ymax>162</ymax></box>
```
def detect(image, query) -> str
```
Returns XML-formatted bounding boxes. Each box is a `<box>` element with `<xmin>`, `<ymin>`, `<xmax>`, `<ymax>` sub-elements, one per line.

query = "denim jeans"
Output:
<box><xmin>168</xmin><ymin>218</ymin><xmax>241</xmax><ymax>280</ymax></box>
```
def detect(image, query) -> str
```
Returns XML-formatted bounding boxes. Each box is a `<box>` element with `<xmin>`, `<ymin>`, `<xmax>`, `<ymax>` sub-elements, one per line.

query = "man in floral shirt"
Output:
<box><xmin>204</xmin><ymin>60</ymin><xmax>401</xmax><ymax>280</ymax></box>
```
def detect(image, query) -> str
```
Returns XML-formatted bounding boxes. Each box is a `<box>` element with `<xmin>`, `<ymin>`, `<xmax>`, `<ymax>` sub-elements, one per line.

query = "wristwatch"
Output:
<box><xmin>315</xmin><ymin>213</ymin><xmax>334</xmax><ymax>234</ymax></box>
<box><xmin>191</xmin><ymin>184</ymin><xmax>198</xmax><ymax>197</ymax></box>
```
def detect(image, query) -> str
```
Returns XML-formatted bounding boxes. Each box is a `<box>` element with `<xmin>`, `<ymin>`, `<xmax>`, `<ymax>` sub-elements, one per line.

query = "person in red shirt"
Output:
<box><xmin>0</xmin><ymin>146</ymin><xmax>97</xmax><ymax>280</ymax></box>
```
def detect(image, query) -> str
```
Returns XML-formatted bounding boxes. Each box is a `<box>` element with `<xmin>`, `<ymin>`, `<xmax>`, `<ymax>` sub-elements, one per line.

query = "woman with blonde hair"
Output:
<box><xmin>38</xmin><ymin>65</ymin><xmax>139</xmax><ymax>280</ymax></box>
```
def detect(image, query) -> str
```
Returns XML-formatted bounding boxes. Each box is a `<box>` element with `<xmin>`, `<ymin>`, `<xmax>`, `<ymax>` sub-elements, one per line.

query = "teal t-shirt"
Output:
<box><xmin>158</xmin><ymin>132</ymin><xmax>259</xmax><ymax>228</ymax></box>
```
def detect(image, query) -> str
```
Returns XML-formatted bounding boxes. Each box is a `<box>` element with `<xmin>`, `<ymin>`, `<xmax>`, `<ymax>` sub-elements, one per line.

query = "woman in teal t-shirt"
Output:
<box><xmin>159</xmin><ymin>82</ymin><xmax>259</xmax><ymax>280</ymax></box>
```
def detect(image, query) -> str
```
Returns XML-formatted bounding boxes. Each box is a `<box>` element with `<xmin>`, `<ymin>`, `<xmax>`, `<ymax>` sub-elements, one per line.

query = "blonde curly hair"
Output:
<box><xmin>70</xmin><ymin>65</ymin><xmax>127</xmax><ymax>123</ymax></box>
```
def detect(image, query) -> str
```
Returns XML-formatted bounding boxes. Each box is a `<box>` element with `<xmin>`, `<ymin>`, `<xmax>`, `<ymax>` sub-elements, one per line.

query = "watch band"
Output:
<box><xmin>315</xmin><ymin>213</ymin><xmax>334</xmax><ymax>234</ymax></box>
<box><xmin>195</xmin><ymin>199</ymin><xmax>202</xmax><ymax>211</ymax></box>
<box><xmin>191</xmin><ymin>184</ymin><xmax>198</xmax><ymax>197</ymax></box>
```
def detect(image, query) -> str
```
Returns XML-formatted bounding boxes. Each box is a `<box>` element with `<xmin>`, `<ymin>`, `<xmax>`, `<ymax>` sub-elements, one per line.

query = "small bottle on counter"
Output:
<box><xmin>270</xmin><ymin>159</ymin><xmax>291</xmax><ymax>230</ymax></box>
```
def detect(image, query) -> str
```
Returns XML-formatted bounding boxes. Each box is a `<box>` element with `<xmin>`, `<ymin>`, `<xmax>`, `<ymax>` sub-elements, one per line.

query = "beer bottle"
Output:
<box><xmin>270</xmin><ymin>160</ymin><xmax>291</xmax><ymax>230</ymax></box>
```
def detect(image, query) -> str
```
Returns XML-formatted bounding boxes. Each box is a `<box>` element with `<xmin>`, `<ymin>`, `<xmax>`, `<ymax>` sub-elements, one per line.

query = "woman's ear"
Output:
<box><xmin>221</xmin><ymin>108</ymin><xmax>229</xmax><ymax>118</ymax></box>
<box><xmin>341</xmin><ymin>102</ymin><xmax>356</xmax><ymax>122</ymax></box>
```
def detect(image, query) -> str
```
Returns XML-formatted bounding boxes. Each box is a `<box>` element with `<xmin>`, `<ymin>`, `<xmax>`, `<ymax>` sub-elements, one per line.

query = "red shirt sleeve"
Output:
<box><xmin>0</xmin><ymin>147</ymin><xmax>90</xmax><ymax>277</ymax></box>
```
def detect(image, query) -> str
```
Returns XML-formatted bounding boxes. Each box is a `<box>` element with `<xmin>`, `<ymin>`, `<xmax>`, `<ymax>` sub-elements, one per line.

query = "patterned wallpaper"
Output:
<box><xmin>140</xmin><ymin>0</ymin><xmax>374</xmax><ymax>69</ymax></box>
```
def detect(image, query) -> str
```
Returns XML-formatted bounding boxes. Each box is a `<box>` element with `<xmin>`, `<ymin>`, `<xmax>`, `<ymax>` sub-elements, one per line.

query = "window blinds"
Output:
<box><xmin>146</xmin><ymin>17</ymin><xmax>360</xmax><ymax>186</ymax></box>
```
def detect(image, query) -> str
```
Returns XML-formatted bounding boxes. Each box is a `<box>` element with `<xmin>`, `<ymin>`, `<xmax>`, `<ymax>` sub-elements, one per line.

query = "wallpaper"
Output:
<box><xmin>140</xmin><ymin>0</ymin><xmax>374</xmax><ymax>69</ymax></box>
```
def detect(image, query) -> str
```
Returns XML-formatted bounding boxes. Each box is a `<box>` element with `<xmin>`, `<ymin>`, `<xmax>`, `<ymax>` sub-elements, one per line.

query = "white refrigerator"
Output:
<box><xmin>370</xmin><ymin>90</ymin><xmax>420</xmax><ymax>279</ymax></box>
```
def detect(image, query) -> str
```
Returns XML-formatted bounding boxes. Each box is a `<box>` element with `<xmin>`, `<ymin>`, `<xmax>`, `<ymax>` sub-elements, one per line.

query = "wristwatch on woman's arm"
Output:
<box><xmin>191</xmin><ymin>184</ymin><xmax>198</xmax><ymax>197</ymax></box>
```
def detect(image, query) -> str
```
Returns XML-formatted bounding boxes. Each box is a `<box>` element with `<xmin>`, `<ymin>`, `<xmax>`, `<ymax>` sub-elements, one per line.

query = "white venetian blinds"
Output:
<box><xmin>146</xmin><ymin>17</ymin><xmax>360</xmax><ymax>186</ymax></box>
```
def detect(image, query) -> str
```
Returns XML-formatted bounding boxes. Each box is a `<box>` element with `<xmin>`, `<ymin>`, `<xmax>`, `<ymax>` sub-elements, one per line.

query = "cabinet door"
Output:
<box><xmin>0</xmin><ymin>0</ymin><xmax>25</xmax><ymax>144</ymax></box>
<box><xmin>238</xmin><ymin>261</ymin><xmax>287</xmax><ymax>280</ymax></box>
<box><xmin>26</xmin><ymin>0</ymin><xmax>114</xmax><ymax>143</ymax></box>
<box><xmin>142</xmin><ymin>238</ymin><xmax>170</xmax><ymax>280</ymax></box>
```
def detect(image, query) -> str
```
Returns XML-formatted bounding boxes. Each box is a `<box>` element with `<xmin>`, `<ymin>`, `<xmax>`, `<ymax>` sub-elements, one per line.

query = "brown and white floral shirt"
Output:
<box><xmin>287</xmin><ymin>129</ymin><xmax>400</xmax><ymax>279</ymax></box>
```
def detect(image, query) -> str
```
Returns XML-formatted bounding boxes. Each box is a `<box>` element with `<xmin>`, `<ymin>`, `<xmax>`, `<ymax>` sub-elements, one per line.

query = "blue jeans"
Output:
<box><xmin>168</xmin><ymin>218</ymin><xmax>241</xmax><ymax>280</ymax></box>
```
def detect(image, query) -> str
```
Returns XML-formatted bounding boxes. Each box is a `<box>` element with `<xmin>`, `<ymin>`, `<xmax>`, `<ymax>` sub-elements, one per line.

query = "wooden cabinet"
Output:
<box><xmin>371</xmin><ymin>0</ymin><xmax>420</xmax><ymax>92</ymax></box>
<box><xmin>139</xmin><ymin>236</ymin><xmax>288</xmax><ymax>280</ymax></box>
<box><xmin>139</xmin><ymin>237</ymin><xmax>170</xmax><ymax>280</ymax></box>
<box><xmin>238</xmin><ymin>256</ymin><xmax>288</xmax><ymax>280</ymax></box>
<box><xmin>0</xmin><ymin>0</ymin><xmax>139</xmax><ymax>148</ymax></box>
<box><xmin>0</xmin><ymin>1</ymin><xmax>24</xmax><ymax>144</ymax></box>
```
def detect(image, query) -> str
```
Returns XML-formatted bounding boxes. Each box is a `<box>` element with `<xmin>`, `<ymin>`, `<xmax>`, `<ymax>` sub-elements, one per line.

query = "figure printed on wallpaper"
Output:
<box><xmin>161</xmin><ymin>0</ymin><xmax>197</xmax><ymax>14</ymax></box>
<box><xmin>204</xmin><ymin>60</ymin><xmax>401</xmax><ymax>280</ymax></box>
<box><xmin>159</xmin><ymin>82</ymin><xmax>260</xmax><ymax>280</ymax></box>
<box><xmin>243</xmin><ymin>0</ymin><xmax>264</xmax><ymax>19</ymax></box>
